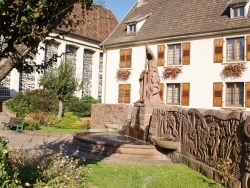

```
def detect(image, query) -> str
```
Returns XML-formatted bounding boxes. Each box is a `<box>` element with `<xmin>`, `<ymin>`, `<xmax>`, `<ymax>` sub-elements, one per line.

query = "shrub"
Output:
<box><xmin>65</xmin><ymin>96</ymin><xmax>100</xmax><ymax>117</ymax></box>
<box><xmin>59</xmin><ymin>112</ymin><xmax>85</xmax><ymax>129</ymax></box>
<box><xmin>43</xmin><ymin>113</ymin><xmax>61</xmax><ymax>127</ymax></box>
<box><xmin>5</xmin><ymin>89</ymin><xmax>58</xmax><ymax>117</ymax></box>
<box><xmin>34</xmin><ymin>153</ymin><xmax>86</xmax><ymax>187</ymax></box>
<box><xmin>0</xmin><ymin>142</ymin><xmax>21</xmax><ymax>187</ymax></box>
<box><xmin>9</xmin><ymin>144</ymin><xmax>87</xmax><ymax>187</ymax></box>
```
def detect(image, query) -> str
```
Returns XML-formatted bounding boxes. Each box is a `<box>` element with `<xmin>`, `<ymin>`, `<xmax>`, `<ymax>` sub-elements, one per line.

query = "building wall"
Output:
<box><xmin>103</xmin><ymin>32</ymin><xmax>250</xmax><ymax>110</ymax></box>
<box><xmin>0</xmin><ymin>34</ymin><xmax>103</xmax><ymax>101</ymax></box>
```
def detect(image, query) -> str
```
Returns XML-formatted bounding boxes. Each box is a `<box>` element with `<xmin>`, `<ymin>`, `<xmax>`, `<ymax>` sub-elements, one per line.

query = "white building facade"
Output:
<box><xmin>101</xmin><ymin>0</ymin><xmax>250</xmax><ymax>111</ymax></box>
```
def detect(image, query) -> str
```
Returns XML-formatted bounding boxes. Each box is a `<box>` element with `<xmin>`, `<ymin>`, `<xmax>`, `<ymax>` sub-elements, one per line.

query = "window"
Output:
<box><xmin>166</xmin><ymin>83</ymin><xmax>190</xmax><ymax>106</ymax></box>
<box><xmin>213</xmin><ymin>82</ymin><xmax>250</xmax><ymax>108</ymax></box>
<box><xmin>167</xmin><ymin>42</ymin><xmax>190</xmax><ymax>65</ymax></box>
<box><xmin>226</xmin><ymin>82</ymin><xmax>244</xmax><ymax>107</ymax></box>
<box><xmin>233</xmin><ymin>6</ymin><xmax>244</xmax><ymax>18</ymax></box>
<box><xmin>0</xmin><ymin>75</ymin><xmax>10</xmax><ymax>96</ymax></box>
<box><xmin>227</xmin><ymin>37</ymin><xmax>244</xmax><ymax>61</ymax></box>
<box><xmin>128</xmin><ymin>24</ymin><xmax>136</xmax><ymax>34</ymax></box>
<box><xmin>118</xmin><ymin>84</ymin><xmax>130</xmax><ymax>103</ymax></box>
<box><xmin>167</xmin><ymin>84</ymin><xmax>180</xmax><ymax>104</ymax></box>
<box><xmin>82</xmin><ymin>49</ymin><xmax>93</xmax><ymax>97</ymax></box>
<box><xmin>120</xmin><ymin>49</ymin><xmax>132</xmax><ymax>68</ymax></box>
<box><xmin>45</xmin><ymin>42</ymin><xmax>59</xmax><ymax>71</ymax></box>
<box><xmin>168</xmin><ymin>44</ymin><xmax>181</xmax><ymax>65</ymax></box>
<box><xmin>65</xmin><ymin>45</ymin><xmax>78</xmax><ymax>71</ymax></box>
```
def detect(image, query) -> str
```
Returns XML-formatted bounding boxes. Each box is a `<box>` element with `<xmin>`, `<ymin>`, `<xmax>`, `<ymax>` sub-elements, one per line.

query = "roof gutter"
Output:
<box><xmin>102</xmin><ymin>27</ymin><xmax>250</xmax><ymax>49</ymax></box>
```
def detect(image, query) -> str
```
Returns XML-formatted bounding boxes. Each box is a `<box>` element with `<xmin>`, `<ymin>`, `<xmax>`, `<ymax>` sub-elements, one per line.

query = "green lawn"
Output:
<box><xmin>83</xmin><ymin>160</ymin><xmax>223</xmax><ymax>188</ymax></box>
<box><xmin>35</xmin><ymin>127</ymin><xmax>223</xmax><ymax>188</ymax></box>
<box><xmin>36</xmin><ymin>126</ymin><xmax>84</xmax><ymax>135</ymax></box>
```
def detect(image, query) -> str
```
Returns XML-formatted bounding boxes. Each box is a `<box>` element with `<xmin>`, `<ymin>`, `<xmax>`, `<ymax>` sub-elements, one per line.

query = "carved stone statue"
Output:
<box><xmin>134</xmin><ymin>45</ymin><xmax>164</xmax><ymax>107</ymax></box>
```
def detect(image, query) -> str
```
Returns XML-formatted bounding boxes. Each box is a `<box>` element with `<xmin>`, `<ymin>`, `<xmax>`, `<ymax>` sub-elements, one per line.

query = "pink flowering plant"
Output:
<box><xmin>116</xmin><ymin>69</ymin><xmax>131</xmax><ymax>80</ymax></box>
<box><xmin>163</xmin><ymin>67</ymin><xmax>182</xmax><ymax>79</ymax></box>
<box><xmin>222</xmin><ymin>63</ymin><xmax>247</xmax><ymax>78</ymax></box>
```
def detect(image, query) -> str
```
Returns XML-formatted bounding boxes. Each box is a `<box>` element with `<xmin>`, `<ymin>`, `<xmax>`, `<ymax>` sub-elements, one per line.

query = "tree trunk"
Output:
<box><xmin>58</xmin><ymin>99</ymin><xmax>63</xmax><ymax>120</ymax></box>
<box><xmin>0</xmin><ymin>42</ymin><xmax>36</xmax><ymax>82</ymax></box>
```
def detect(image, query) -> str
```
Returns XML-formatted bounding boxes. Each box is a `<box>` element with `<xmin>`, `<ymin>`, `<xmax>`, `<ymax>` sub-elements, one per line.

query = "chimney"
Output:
<box><xmin>137</xmin><ymin>0</ymin><xmax>143</xmax><ymax>7</ymax></box>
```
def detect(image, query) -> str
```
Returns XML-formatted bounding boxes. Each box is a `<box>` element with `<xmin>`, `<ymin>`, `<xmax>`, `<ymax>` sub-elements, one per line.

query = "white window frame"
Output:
<box><xmin>225</xmin><ymin>82</ymin><xmax>244</xmax><ymax>107</ymax></box>
<box><xmin>167</xmin><ymin>44</ymin><xmax>182</xmax><ymax>65</ymax></box>
<box><xmin>232</xmin><ymin>6</ymin><xmax>245</xmax><ymax>18</ymax></box>
<box><xmin>226</xmin><ymin>37</ymin><xmax>245</xmax><ymax>62</ymax></box>
<box><xmin>166</xmin><ymin>83</ymin><xmax>181</xmax><ymax>105</ymax></box>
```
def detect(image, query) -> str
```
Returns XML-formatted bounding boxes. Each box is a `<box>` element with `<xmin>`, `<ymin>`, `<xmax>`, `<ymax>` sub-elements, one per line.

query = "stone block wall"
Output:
<box><xmin>91</xmin><ymin>104</ymin><xmax>132</xmax><ymax>128</ymax></box>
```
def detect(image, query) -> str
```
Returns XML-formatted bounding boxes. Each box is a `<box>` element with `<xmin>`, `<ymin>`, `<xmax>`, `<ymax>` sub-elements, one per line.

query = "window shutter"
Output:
<box><xmin>181</xmin><ymin>83</ymin><xmax>190</xmax><ymax>106</ymax></box>
<box><xmin>213</xmin><ymin>82</ymin><xmax>223</xmax><ymax>107</ymax></box>
<box><xmin>118</xmin><ymin>84</ymin><xmax>131</xmax><ymax>103</ymax></box>
<box><xmin>120</xmin><ymin>50</ymin><xmax>126</xmax><ymax>68</ymax></box>
<box><xmin>159</xmin><ymin>83</ymin><xmax>164</xmax><ymax>100</ymax></box>
<box><xmin>118</xmin><ymin>84</ymin><xmax>124</xmax><ymax>103</ymax></box>
<box><xmin>214</xmin><ymin>39</ymin><xmax>223</xmax><ymax>63</ymax></box>
<box><xmin>124</xmin><ymin>84</ymin><xmax>131</xmax><ymax>103</ymax></box>
<box><xmin>125</xmin><ymin>49</ymin><xmax>132</xmax><ymax>68</ymax></box>
<box><xmin>157</xmin><ymin>45</ymin><xmax>165</xmax><ymax>66</ymax></box>
<box><xmin>182</xmin><ymin>42</ymin><xmax>190</xmax><ymax>65</ymax></box>
<box><xmin>245</xmin><ymin>82</ymin><xmax>250</xmax><ymax>107</ymax></box>
<box><xmin>246</xmin><ymin>36</ymin><xmax>250</xmax><ymax>61</ymax></box>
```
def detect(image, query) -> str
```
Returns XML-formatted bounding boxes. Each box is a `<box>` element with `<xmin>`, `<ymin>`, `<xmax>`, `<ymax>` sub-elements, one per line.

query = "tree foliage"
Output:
<box><xmin>39</xmin><ymin>61</ymin><xmax>82</xmax><ymax>119</ymax></box>
<box><xmin>0</xmin><ymin>0</ymin><xmax>95</xmax><ymax>81</ymax></box>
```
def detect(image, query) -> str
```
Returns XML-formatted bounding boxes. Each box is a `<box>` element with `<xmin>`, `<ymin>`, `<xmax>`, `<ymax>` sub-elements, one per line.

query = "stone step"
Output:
<box><xmin>73</xmin><ymin>131</ymin><xmax>171</xmax><ymax>163</ymax></box>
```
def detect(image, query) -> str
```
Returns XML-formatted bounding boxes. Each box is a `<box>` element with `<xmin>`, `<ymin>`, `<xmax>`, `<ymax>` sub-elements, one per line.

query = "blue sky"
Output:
<box><xmin>104</xmin><ymin>0</ymin><xmax>136</xmax><ymax>21</ymax></box>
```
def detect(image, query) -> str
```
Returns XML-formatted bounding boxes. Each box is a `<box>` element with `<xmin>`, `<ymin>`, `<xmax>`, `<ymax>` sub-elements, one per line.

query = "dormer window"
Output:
<box><xmin>125</xmin><ymin>13</ymin><xmax>151</xmax><ymax>35</ymax></box>
<box><xmin>233</xmin><ymin>6</ymin><xmax>244</xmax><ymax>17</ymax></box>
<box><xmin>228</xmin><ymin>0</ymin><xmax>249</xmax><ymax>19</ymax></box>
<box><xmin>129</xmin><ymin>24</ymin><xmax>136</xmax><ymax>33</ymax></box>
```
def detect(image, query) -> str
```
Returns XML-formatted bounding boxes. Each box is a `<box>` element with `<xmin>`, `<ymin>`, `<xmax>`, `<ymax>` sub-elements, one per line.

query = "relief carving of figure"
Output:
<box><xmin>196</xmin><ymin>119</ymin><xmax>209</xmax><ymax>162</ymax></box>
<box><xmin>242</xmin><ymin>142</ymin><xmax>250</xmax><ymax>188</ymax></box>
<box><xmin>134</xmin><ymin>45</ymin><xmax>164</xmax><ymax>107</ymax></box>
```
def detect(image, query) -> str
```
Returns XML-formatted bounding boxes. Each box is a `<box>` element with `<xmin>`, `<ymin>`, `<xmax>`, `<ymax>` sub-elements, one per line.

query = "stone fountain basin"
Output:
<box><xmin>73</xmin><ymin>131</ymin><xmax>167</xmax><ymax>160</ymax></box>
<box><xmin>153</xmin><ymin>137</ymin><xmax>180</xmax><ymax>150</ymax></box>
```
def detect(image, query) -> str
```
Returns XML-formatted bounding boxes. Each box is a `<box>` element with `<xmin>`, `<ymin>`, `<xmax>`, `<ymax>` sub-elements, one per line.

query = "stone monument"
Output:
<box><xmin>132</xmin><ymin>45</ymin><xmax>165</xmax><ymax>141</ymax></box>
<box><xmin>134</xmin><ymin>45</ymin><xmax>164</xmax><ymax>107</ymax></box>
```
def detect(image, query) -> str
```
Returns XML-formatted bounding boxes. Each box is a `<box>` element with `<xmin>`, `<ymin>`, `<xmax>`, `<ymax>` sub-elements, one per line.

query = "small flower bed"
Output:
<box><xmin>116</xmin><ymin>69</ymin><xmax>131</xmax><ymax>80</ymax></box>
<box><xmin>222</xmin><ymin>63</ymin><xmax>247</xmax><ymax>78</ymax></box>
<box><xmin>163</xmin><ymin>67</ymin><xmax>182</xmax><ymax>79</ymax></box>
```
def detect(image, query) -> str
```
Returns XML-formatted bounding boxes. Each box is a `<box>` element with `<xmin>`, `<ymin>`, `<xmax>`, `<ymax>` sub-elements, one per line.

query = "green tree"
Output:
<box><xmin>0</xmin><ymin>0</ymin><xmax>99</xmax><ymax>82</ymax></box>
<box><xmin>39</xmin><ymin>61</ymin><xmax>82</xmax><ymax>119</ymax></box>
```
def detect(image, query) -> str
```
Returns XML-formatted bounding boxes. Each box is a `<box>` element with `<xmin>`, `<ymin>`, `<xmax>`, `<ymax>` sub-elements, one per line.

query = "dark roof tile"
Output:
<box><xmin>101</xmin><ymin>0</ymin><xmax>250</xmax><ymax>46</ymax></box>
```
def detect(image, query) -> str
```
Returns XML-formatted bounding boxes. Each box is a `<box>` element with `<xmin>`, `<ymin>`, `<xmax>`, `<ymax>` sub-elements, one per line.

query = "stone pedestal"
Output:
<box><xmin>130</xmin><ymin>104</ymin><xmax>163</xmax><ymax>142</ymax></box>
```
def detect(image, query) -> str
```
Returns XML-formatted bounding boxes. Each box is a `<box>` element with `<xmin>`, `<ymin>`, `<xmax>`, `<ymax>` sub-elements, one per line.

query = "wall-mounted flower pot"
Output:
<box><xmin>153</xmin><ymin>137</ymin><xmax>180</xmax><ymax>150</ymax></box>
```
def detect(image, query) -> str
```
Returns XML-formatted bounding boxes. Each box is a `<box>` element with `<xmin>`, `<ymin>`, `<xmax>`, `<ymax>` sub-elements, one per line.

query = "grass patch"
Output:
<box><xmin>36</xmin><ymin>126</ymin><xmax>83</xmax><ymax>135</ymax></box>
<box><xmin>84</xmin><ymin>160</ymin><xmax>223</xmax><ymax>188</ymax></box>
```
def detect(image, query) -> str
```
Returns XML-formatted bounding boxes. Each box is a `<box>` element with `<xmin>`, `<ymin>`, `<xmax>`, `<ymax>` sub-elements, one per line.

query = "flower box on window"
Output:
<box><xmin>222</xmin><ymin>63</ymin><xmax>247</xmax><ymax>78</ymax></box>
<box><xmin>163</xmin><ymin>67</ymin><xmax>182</xmax><ymax>79</ymax></box>
<box><xmin>116</xmin><ymin>69</ymin><xmax>131</xmax><ymax>80</ymax></box>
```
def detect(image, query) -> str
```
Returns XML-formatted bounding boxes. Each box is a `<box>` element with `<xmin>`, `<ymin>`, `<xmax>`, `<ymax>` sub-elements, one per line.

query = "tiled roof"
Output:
<box><xmin>228</xmin><ymin>0</ymin><xmax>248</xmax><ymax>5</ymax></box>
<box><xmin>58</xmin><ymin>3</ymin><xmax>118</xmax><ymax>42</ymax></box>
<box><xmin>101</xmin><ymin>0</ymin><xmax>250</xmax><ymax>47</ymax></box>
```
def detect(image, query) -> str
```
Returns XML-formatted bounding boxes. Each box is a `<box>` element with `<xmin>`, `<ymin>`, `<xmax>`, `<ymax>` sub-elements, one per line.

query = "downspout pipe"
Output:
<box><xmin>103</xmin><ymin>46</ymin><xmax>107</xmax><ymax>104</ymax></box>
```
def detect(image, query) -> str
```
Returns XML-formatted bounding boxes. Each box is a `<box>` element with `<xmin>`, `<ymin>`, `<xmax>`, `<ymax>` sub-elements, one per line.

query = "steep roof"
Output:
<box><xmin>101</xmin><ymin>0</ymin><xmax>250</xmax><ymax>47</ymax></box>
<box><xmin>58</xmin><ymin>3</ymin><xmax>119</xmax><ymax>42</ymax></box>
